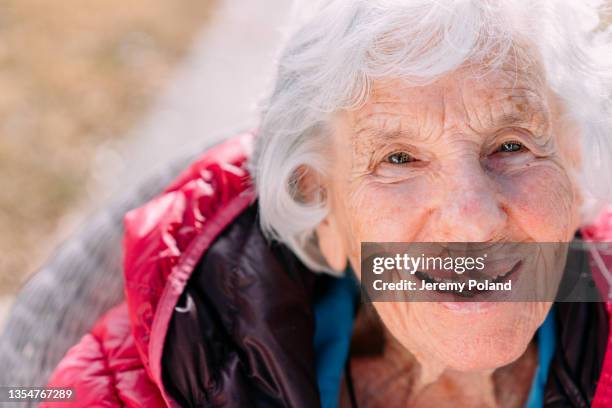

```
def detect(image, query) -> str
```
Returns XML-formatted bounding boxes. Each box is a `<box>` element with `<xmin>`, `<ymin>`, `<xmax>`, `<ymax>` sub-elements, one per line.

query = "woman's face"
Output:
<box><xmin>316</xmin><ymin>57</ymin><xmax>582</xmax><ymax>371</ymax></box>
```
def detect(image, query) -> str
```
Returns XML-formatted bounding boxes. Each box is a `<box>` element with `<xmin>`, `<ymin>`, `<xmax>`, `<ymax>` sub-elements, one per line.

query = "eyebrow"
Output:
<box><xmin>354</xmin><ymin>126</ymin><xmax>417</xmax><ymax>142</ymax></box>
<box><xmin>475</xmin><ymin>96</ymin><xmax>550</xmax><ymax>137</ymax></box>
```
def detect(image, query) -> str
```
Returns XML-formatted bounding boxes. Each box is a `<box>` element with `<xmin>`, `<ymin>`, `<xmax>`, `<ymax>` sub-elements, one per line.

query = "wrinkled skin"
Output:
<box><xmin>315</xmin><ymin>53</ymin><xmax>583</xmax><ymax>405</ymax></box>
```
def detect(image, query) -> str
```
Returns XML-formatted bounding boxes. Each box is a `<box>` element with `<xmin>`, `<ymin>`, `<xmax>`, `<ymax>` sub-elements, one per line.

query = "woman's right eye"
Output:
<box><xmin>496</xmin><ymin>140</ymin><xmax>525</xmax><ymax>154</ymax></box>
<box><xmin>386</xmin><ymin>152</ymin><xmax>415</xmax><ymax>165</ymax></box>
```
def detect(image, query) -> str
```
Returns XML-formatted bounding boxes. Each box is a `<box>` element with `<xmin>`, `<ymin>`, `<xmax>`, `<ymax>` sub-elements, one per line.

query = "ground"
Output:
<box><xmin>0</xmin><ymin>0</ymin><xmax>215</xmax><ymax>295</ymax></box>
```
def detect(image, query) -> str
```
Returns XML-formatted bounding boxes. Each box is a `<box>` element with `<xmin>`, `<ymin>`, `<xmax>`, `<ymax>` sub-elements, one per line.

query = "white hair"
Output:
<box><xmin>250</xmin><ymin>0</ymin><xmax>612</xmax><ymax>275</ymax></box>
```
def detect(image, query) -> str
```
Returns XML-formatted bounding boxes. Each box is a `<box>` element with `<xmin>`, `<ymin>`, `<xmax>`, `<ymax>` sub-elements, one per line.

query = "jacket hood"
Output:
<box><xmin>122</xmin><ymin>132</ymin><xmax>256</xmax><ymax>406</ymax></box>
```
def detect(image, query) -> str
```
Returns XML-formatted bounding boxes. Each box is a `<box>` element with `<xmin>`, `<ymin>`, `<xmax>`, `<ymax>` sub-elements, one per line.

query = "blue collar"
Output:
<box><xmin>313</xmin><ymin>272</ymin><xmax>358</xmax><ymax>408</ymax></box>
<box><xmin>525</xmin><ymin>306</ymin><xmax>557</xmax><ymax>408</ymax></box>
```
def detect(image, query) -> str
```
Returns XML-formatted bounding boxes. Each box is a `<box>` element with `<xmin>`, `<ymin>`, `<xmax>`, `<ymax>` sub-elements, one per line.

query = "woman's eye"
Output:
<box><xmin>497</xmin><ymin>141</ymin><xmax>524</xmax><ymax>153</ymax></box>
<box><xmin>386</xmin><ymin>152</ymin><xmax>415</xmax><ymax>165</ymax></box>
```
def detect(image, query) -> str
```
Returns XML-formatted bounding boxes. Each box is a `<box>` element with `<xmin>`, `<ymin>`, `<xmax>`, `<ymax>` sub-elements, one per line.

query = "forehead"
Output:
<box><xmin>348</xmin><ymin>54</ymin><xmax>550</xmax><ymax>139</ymax></box>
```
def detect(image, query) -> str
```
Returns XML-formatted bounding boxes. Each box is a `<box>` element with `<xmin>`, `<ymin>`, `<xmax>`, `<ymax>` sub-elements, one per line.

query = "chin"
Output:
<box><xmin>434</xmin><ymin>324</ymin><xmax>534</xmax><ymax>372</ymax></box>
<box><xmin>378</xmin><ymin>301</ymin><xmax>551</xmax><ymax>372</ymax></box>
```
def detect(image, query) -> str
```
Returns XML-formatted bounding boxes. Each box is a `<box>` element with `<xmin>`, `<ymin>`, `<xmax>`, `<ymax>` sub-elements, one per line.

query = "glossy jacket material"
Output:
<box><xmin>161</xmin><ymin>204</ymin><xmax>323</xmax><ymax>407</ymax></box>
<box><xmin>41</xmin><ymin>132</ymin><xmax>612</xmax><ymax>407</ymax></box>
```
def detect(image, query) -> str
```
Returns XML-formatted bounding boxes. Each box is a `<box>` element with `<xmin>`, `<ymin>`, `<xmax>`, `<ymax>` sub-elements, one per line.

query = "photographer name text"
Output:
<box><xmin>372</xmin><ymin>279</ymin><xmax>512</xmax><ymax>292</ymax></box>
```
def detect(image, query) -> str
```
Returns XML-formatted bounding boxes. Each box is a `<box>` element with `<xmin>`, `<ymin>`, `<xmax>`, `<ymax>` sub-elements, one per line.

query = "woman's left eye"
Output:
<box><xmin>386</xmin><ymin>151</ymin><xmax>415</xmax><ymax>165</ymax></box>
<box><xmin>497</xmin><ymin>141</ymin><xmax>524</xmax><ymax>153</ymax></box>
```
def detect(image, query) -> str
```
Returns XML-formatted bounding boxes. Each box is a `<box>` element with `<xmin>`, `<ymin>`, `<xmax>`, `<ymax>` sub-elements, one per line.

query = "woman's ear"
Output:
<box><xmin>295</xmin><ymin>164</ymin><xmax>348</xmax><ymax>272</ymax></box>
<box><xmin>316</xmin><ymin>215</ymin><xmax>348</xmax><ymax>272</ymax></box>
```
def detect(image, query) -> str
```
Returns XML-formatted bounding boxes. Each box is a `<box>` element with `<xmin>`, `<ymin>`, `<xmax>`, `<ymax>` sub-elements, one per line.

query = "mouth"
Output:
<box><xmin>413</xmin><ymin>259</ymin><xmax>522</xmax><ymax>299</ymax></box>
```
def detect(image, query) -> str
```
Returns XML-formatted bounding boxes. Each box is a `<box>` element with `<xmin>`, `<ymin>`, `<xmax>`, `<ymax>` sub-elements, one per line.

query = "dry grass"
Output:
<box><xmin>0</xmin><ymin>0</ymin><xmax>215</xmax><ymax>295</ymax></box>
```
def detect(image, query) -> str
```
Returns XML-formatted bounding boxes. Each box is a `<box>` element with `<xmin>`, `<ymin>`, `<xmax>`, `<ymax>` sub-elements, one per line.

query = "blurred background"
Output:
<box><xmin>0</xmin><ymin>0</ymin><xmax>292</xmax><ymax>327</ymax></box>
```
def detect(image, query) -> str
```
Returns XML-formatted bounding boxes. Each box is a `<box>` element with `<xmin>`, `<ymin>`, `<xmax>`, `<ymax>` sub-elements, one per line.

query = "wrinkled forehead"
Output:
<box><xmin>340</xmin><ymin>54</ymin><xmax>554</xmax><ymax>154</ymax></box>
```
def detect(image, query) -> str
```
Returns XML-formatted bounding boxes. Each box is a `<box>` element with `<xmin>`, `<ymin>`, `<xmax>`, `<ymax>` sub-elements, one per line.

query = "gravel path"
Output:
<box><xmin>104</xmin><ymin>0</ymin><xmax>292</xmax><ymax>191</ymax></box>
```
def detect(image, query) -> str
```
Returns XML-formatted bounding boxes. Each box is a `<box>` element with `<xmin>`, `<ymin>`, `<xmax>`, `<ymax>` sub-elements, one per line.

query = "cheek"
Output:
<box><xmin>500</xmin><ymin>163</ymin><xmax>579</xmax><ymax>240</ymax></box>
<box><xmin>346</xmin><ymin>178</ymin><xmax>434</xmax><ymax>242</ymax></box>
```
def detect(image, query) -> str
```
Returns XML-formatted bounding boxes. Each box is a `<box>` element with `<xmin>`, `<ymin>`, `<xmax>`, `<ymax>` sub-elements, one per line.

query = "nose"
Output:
<box><xmin>433</xmin><ymin>160</ymin><xmax>507</xmax><ymax>242</ymax></box>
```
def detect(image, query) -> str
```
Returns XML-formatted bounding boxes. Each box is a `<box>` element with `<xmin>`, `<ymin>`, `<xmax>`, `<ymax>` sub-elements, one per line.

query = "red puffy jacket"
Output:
<box><xmin>42</xmin><ymin>132</ymin><xmax>612</xmax><ymax>407</ymax></box>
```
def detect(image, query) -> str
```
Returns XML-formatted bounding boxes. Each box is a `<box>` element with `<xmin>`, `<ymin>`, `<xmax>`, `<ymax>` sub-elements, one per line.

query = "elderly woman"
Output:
<box><xmin>43</xmin><ymin>0</ymin><xmax>612</xmax><ymax>407</ymax></box>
